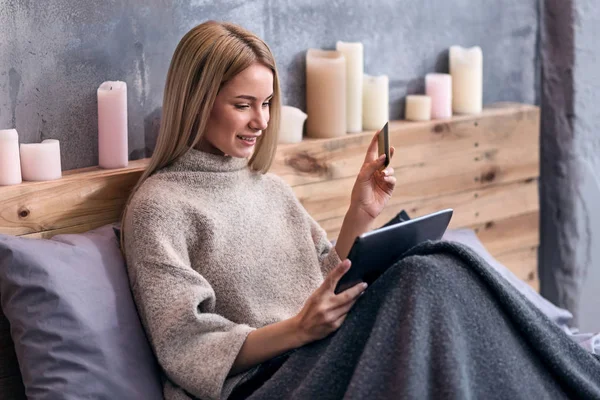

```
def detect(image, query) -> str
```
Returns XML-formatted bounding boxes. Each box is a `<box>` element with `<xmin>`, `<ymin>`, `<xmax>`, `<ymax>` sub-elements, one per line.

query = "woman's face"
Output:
<box><xmin>198</xmin><ymin>63</ymin><xmax>274</xmax><ymax>158</ymax></box>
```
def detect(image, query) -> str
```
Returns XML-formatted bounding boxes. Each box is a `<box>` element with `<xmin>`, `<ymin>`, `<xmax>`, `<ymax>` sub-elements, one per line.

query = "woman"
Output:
<box><xmin>121</xmin><ymin>21</ymin><xmax>600</xmax><ymax>400</ymax></box>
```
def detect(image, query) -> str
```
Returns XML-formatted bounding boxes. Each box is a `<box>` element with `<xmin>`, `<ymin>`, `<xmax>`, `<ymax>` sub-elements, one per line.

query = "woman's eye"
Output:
<box><xmin>262</xmin><ymin>102</ymin><xmax>271</xmax><ymax>108</ymax></box>
<box><xmin>235</xmin><ymin>104</ymin><xmax>250</xmax><ymax>110</ymax></box>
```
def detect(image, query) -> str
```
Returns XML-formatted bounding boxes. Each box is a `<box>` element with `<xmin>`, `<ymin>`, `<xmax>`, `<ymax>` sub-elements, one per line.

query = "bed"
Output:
<box><xmin>0</xmin><ymin>102</ymin><xmax>540</xmax><ymax>398</ymax></box>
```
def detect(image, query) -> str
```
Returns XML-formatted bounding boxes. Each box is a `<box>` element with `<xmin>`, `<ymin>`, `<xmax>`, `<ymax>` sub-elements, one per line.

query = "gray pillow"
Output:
<box><xmin>442</xmin><ymin>228</ymin><xmax>574</xmax><ymax>327</ymax></box>
<box><xmin>0</xmin><ymin>224</ymin><xmax>163</xmax><ymax>400</ymax></box>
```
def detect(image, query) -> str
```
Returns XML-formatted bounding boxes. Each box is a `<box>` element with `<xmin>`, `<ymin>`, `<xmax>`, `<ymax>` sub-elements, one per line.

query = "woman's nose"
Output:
<box><xmin>250</xmin><ymin>108</ymin><xmax>269</xmax><ymax>131</ymax></box>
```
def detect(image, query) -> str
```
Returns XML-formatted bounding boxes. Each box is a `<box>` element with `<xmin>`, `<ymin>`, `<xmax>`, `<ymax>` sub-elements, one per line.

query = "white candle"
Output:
<box><xmin>20</xmin><ymin>139</ymin><xmax>62</xmax><ymax>181</ymax></box>
<box><xmin>336</xmin><ymin>41</ymin><xmax>363</xmax><ymax>133</ymax></box>
<box><xmin>279</xmin><ymin>106</ymin><xmax>307</xmax><ymax>144</ymax></box>
<box><xmin>306</xmin><ymin>49</ymin><xmax>346</xmax><ymax>138</ymax></box>
<box><xmin>0</xmin><ymin>129</ymin><xmax>22</xmax><ymax>186</ymax></box>
<box><xmin>425</xmin><ymin>73</ymin><xmax>452</xmax><ymax>119</ymax></box>
<box><xmin>405</xmin><ymin>95</ymin><xmax>432</xmax><ymax>121</ymax></box>
<box><xmin>362</xmin><ymin>74</ymin><xmax>389</xmax><ymax>130</ymax></box>
<box><xmin>98</xmin><ymin>81</ymin><xmax>128</xmax><ymax>169</ymax></box>
<box><xmin>450</xmin><ymin>46</ymin><xmax>483</xmax><ymax>114</ymax></box>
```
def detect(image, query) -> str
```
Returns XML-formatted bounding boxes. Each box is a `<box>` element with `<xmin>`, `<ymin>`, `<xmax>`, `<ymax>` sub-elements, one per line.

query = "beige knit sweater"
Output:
<box><xmin>123</xmin><ymin>149</ymin><xmax>341</xmax><ymax>400</ymax></box>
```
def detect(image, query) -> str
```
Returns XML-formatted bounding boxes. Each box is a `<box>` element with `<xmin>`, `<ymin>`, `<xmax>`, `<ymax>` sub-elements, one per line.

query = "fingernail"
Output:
<box><xmin>378</xmin><ymin>154</ymin><xmax>386</xmax><ymax>160</ymax></box>
<box><xmin>362</xmin><ymin>283</ymin><xmax>368</xmax><ymax>289</ymax></box>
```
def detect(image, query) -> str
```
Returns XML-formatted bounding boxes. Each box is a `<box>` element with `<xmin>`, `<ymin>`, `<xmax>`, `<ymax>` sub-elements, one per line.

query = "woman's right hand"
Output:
<box><xmin>293</xmin><ymin>259</ymin><xmax>367</xmax><ymax>345</ymax></box>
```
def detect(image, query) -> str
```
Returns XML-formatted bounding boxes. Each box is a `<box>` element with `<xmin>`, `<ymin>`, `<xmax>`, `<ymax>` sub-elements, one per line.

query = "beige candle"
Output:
<box><xmin>305</xmin><ymin>49</ymin><xmax>346</xmax><ymax>138</ymax></box>
<box><xmin>450</xmin><ymin>46</ymin><xmax>483</xmax><ymax>114</ymax></box>
<box><xmin>336</xmin><ymin>41</ymin><xmax>363</xmax><ymax>133</ymax></box>
<box><xmin>363</xmin><ymin>74</ymin><xmax>389</xmax><ymax>130</ymax></box>
<box><xmin>405</xmin><ymin>95</ymin><xmax>432</xmax><ymax>121</ymax></box>
<box><xmin>279</xmin><ymin>106</ymin><xmax>307</xmax><ymax>144</ymax></box>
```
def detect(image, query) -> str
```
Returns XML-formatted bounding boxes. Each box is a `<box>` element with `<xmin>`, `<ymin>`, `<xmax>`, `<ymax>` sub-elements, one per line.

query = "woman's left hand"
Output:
<box><xmin>350</xmin><ymin>130</ymin><xmax>396</xmax><ymax>220</ymax></box>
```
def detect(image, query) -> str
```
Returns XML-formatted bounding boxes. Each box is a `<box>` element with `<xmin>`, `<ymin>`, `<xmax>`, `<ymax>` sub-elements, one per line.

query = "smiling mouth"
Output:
<box><xmin>237</xmin><ymin>135</ymin><xmax>258</xmax><ymax>143</ymax></box>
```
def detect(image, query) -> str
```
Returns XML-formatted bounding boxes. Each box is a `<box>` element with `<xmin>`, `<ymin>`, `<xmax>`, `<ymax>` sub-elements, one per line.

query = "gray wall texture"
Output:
<box><xmin>4</xmin><ymin>1</ymin><xmax>598</xmax><ymax>328</ymax></box>
<box><xmin>540</xmin><ymin>0</ymin><xmax>600</xmax><ymax>331</ymax></box>
<box><xmin>0</xmin><ymin>0</ymin><xmax>538</xmax><ymax>170</ymax></box>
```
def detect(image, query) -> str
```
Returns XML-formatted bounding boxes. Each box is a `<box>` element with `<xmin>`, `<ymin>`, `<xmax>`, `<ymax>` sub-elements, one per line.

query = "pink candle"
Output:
<box><xmin>0</xmin><ymin>129</ymin><xmax>22</xmax><ymax>186</ymax></box>
<box><xmin>97</xmin><ymin>81</ymin><xmax>128</xmax><ymax>169</ymax></box>
<box><xmin>20</xmin><ymin>139</ymin><xmax>62</xmax><ymax>181</ymax></box>
<box><xmin>425</xmin><ymin>73</ymin><xmax>452</xmax><ymax>119</ymax></box>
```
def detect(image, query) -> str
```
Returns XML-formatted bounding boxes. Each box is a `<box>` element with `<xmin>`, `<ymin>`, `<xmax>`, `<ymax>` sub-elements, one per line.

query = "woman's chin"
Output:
<box><xmin>228</xmin><ymin>147</ymin><xmax>254</xmax><ymax>159</ymax></box>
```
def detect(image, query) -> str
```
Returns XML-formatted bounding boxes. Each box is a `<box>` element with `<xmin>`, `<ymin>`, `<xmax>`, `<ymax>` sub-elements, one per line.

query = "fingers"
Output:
<box><xmin>363</xmin><ymin>130</ymin><xmax>380</xmax><ymax>163</ymax></box>
<box><xmin>334</xmin><ymin>281</ymin><xmax>367</xmax><ymax>306</ymax></box>
<box><xmin>359</xmin><ymin>153</ymin><xmax>388</xmax><ymax>179</ymax></box>
<box><xmin>382</xmin><ymin>175</ymin><xmax>397</xmax><ymax>187</ymax></box>
<box><xmin>381</xmin><ymin>166</ymin><xmax>394</xmax><ymax>177</ymax></box>
<box><xmin>325</xmin><ymin>259</ymin><xmax>352</xmax><ymax>291</ymax></box>
<box><xmin>390</xmin><ymin>146</ymin><xmax>395</xmax><ymax>159</ymax></box>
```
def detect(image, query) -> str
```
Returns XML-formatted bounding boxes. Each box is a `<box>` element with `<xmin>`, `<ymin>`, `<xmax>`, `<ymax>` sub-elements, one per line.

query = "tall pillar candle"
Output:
<box><xmin>0</xmin><ymin>129</ymin><xmax>22</xmax><ymax>186</ymax></box>
<box><xmin>97</xmin><ymin>81</ymin><xmax>128</xmax><ymax>169</ymax></box>
<box><xmin>405</xmin><ymin>95</ymin><xmax>432</xmax><ymax>121</ymax></box>
<box><xmin>449</xmin><ymin>46</ymin><xmax>483</xmax><ymax>114</ymax></box>
<box><xmin>425</xmin><ymin>73</ymin><xmax>452</xmax><ymax>119</ymax></box>
<box><xmin>336</xmin><ymin>41</ymin><xmax>363</xmax><ymax>133</ymax></box>
<box><xmin>306</xmin><ymin>49</ymin><xmax>346</xmax><ymax>138</ymax></box>
<box><xmin>20</xmin><ymin>139</ymin><xmax>62</xmax><ymax>181</ymax></box>
<box><xmin>279</xmin><ymin>106</ymin><xmax>307</xmax><ymax>144</ymax></box>
<box><xmin>363</xmin><ymin>74</ymin><xmax>389</xmax><ymax>130</ymax></box>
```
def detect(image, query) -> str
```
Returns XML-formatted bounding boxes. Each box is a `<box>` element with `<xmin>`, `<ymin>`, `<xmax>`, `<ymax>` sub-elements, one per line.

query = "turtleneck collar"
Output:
<box><xmin>163</xmin><ymin>148</ymin><xmax>249</xmax><ymax>173</ymax></box>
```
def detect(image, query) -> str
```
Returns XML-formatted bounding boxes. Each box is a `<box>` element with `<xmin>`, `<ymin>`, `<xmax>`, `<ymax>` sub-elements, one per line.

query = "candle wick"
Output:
<box><xmin>110</xmin><ymin>86</ymin><xmax>112</xmax><ymax>90</ymax></box>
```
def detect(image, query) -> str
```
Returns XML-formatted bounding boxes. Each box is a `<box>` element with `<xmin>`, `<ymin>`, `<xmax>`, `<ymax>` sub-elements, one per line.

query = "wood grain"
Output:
<box><xmin>273</xmin><ymin>102</ymin><xmax>539</xmax><ymax>188</ymax></box>
<box><xmin>497</xmin><ymin>246</ymin><xmax>540</xmax><ymax>291</ymax></box>
<box><xmin>0</xmin><ymin>159</ymin><xmax>148</xmax><ymax>236</ymax></box>
<box><xmin>320</xmin><ymin>178</ymin><xmax>539</xmax><ymax>240</ymax></box>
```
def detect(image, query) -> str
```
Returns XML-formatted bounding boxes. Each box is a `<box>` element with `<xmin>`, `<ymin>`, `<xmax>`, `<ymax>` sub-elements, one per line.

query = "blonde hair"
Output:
<box><xmin>120</xmin><ymin>20</ymin><xmax>281</xmax><ymax>252</ymax></box>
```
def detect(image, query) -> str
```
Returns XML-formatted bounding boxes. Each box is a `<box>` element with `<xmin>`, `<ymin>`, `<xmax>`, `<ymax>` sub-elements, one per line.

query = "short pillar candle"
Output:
<box><xmin>20</xmin><ymin>139</ymin><xmax>62</xmax><ymax>181</ymax></box>
<box><xmin>405</xmin><ymin>95</ymin><xmax>432</xmax><ymax>121</ymax></box>
<box><xmin>279</xmin><ymin>106</ymin><xmax>307</xmax><ymax>144</ymax></box>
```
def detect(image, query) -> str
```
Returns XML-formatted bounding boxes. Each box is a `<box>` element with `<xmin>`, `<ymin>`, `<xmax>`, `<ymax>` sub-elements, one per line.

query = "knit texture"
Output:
<box><xmin>123</xmin><ymin>149</ymin><xmax>341</xmax><ymax>400</ymax></box>
<box><xmin>234</xmin><ymin>241</ymin><xmax>600</xmax><ymax>400</ymax></box>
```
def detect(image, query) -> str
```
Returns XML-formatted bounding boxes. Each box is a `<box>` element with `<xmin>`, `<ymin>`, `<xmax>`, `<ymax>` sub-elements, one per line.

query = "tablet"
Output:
<box><xmin>334</xmin><ymin>208</ymin><xmax>453</xmax><ymax>294</ymax></box>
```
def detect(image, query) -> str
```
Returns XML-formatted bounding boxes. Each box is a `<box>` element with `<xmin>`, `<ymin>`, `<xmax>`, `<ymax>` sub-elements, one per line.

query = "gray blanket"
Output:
<box><xmin>232</xmin><ymin>241</ymin><xmax>600</xmax><ymax>400</ymax></box>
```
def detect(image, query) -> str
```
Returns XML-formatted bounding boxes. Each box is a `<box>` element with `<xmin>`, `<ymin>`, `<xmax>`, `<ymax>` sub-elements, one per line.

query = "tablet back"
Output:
<box><xmin>335</xmin><ymin>208</ymin><xmax>453</xmax><ymax>294</ymax></box>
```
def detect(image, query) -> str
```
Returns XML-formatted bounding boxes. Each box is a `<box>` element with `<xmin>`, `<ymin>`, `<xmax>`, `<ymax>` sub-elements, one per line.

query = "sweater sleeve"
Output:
<box><xmin>124</xmin><ymin>198</ymin><xmax>255</xmax><ymax>400</ymax></box>
<box><xmin>273</xmin><ymin>173</ymin><xmax>343</xmax><ymax>277</ymax></box>
<box><xmin>309</xmin><ymin>215</ymin><xmax>343</xmax><ymax>277</ymax></box>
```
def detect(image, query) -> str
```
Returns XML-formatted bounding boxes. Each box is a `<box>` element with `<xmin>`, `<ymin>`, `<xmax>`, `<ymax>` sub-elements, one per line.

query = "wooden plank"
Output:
<box><xmin>321</xmin><ymin>178</ymin><xmax>539</xmax><ymax>240</ymax></box>
<box><xmin>496</xmin><ymin>246</ymin><xmax>539</xmax><ymax>291</ymax></box>
<box><xmin>470</xmin><ymin>211</ymin><xmax>539</xmax><ymax>258</ymax></box>
<box><xmin>291</xmin><ymin>141</ymin><xmax>539</xmax><ymax>223</ymax></box>
<box><xmin>0</xmin><ymin>103</ymin><xmax>539</xmax><ymax>239</ymax></box>
<box><xmin>0</xmin><ymin>159</ymin><xmax>148</xmax><ymax>236</ymax></box>
<box><xmin>273</xmin><ymin>103</ymin><xmax>539</xmax><ymax>187</ymax></box>
<box><xmin>19</xmin><ymin>221</ymin><xmax>117</xmax><ymax>239</ymax></box>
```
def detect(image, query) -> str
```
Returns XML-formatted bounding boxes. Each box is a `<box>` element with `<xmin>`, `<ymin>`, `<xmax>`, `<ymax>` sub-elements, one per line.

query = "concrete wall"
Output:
<box><xmin>540</xmin><ymin>0</ymin><xmax>600</xmax><ymax>332</ymax></box>
<box><xmin>0</xmin><ymin>0</ymin><xmax>538</xmax><ymax>170</ymax></box>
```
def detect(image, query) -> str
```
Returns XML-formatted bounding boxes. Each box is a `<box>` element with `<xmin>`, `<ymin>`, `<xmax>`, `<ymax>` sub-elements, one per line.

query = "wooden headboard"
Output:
<box><xmin>0</xmin><ymin>102</ymin><xmax>540</xmax><ymax>288</ymax></box>
<box><xmin>0</xmin><ymin>102</ymin><xmax>539</xmax><ymax>397</ymax></box>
